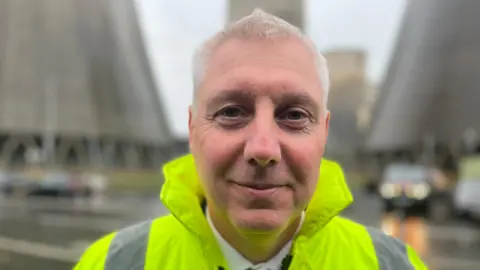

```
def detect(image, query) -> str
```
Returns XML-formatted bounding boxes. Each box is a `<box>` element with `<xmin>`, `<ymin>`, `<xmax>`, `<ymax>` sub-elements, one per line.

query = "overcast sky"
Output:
<box><xmin>135</xmin><ymin>0</ymin><xmax>407</xmax><ymax>138</ymax></box>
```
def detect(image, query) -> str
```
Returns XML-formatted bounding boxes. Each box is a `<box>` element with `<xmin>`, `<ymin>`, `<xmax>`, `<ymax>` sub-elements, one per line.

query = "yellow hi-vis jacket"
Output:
<box><xmin>74</xmin><ymin>154</ymin><xmax>427</xmax><ymax>270</ymax></box>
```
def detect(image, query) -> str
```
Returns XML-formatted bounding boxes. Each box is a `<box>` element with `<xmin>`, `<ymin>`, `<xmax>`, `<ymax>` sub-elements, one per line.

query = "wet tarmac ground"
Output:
<box><xmin>0</xmin><ymin>190</ymin><xmax>479</xmax><ymax>270</ymax></box>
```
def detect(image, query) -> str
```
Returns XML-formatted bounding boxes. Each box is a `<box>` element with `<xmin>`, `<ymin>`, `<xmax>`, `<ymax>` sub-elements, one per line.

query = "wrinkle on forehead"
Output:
<box><xmin>201</xmin><ymin>67</ymin><xmax>324</xmax><ymax>109</ymax></box>
<box><xmin>208</xmin><ymin>38</ymin><xmax>319</xmax><ymax>81</ymax></box>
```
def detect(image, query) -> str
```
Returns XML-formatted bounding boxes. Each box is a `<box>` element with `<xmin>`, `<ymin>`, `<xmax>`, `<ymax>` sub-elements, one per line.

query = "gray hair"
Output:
<box><xmin>192</xmin><ymin>8</ymin><xmax>330</xmax><ymax>109</ymax></box>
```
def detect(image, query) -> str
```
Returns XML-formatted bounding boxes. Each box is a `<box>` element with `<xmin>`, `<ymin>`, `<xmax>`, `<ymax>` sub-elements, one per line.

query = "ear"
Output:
<box><xmin>324</xmin><ymin>110</ymin><xmax>330</xmax><ymax>143</ymax></box>
<box><xmin>188</xmin><ymin>105</ymin><xmax>194</xmax><ymax>152</ymax></box>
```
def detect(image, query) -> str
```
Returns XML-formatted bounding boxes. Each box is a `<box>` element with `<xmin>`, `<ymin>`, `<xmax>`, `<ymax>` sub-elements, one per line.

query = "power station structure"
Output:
<box><xmin>324</xmin><ymin>50</ymin><xmax>373</xmax><ymax>152</ymax></box>
<box><xmin>0</xmin><ymin>0</ymin><xmax>172</xmax><ymax>170</ymax></box>
<box><xmin>229</xmin><ymin>0</ymin><xmax>304</xmax><ymax>29</ymax></box>
<box><xmin>366</xmin><ymin>0</ymin><xmax>480</xmax><ymax>169</ymax></box>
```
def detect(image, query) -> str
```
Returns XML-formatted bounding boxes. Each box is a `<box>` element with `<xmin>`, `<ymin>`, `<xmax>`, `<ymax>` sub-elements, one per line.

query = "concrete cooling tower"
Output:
<box><xmin>367</xmin><ymin>0</ymin><xmax>480</xmax><ymax>154</ymax></box>
<box><xmin>0</xmin><ymin>0</ymin><xmax>172</xmax><ymax>169</ymax></box>
<box><xmin>229</xmin><ymin>0</ymin><xmax>304</xmax><ymax>29</ymax></box>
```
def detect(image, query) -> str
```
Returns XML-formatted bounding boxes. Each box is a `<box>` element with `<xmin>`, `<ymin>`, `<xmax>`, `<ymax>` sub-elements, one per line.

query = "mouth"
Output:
<box><xmin>233</xmin><ymin>182</ymin><xmax>285</xmax><ymax>190</ymax></box>
<box><xmin>232</xmin><ymin>182</ymin><xmax>286</xmax><ymax>198</ymax></box>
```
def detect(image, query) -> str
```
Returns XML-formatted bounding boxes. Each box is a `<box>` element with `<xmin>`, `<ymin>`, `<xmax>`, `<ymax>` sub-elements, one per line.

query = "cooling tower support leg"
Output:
<box><xmin>1</xmin><ymin>135</ymin><xmax>37</xmax><ymax>167</ymax></box>
<box><xmin>124</xmin><ymin>143</ymin><xmax>140</xmax><ymax>169</ymax></box>
<box><xmin>103</xmin><ymin>141</ymin><xmax>116</xmax><ymax>168</ymax></box>
<box><xmin>88</xmin><ymin>139</ymin><xmax>103</xmax><ymax>168</ymax></box>
<box><xmin>57</xmin><ymin>138</ymin><xmax>88</xmax><ymax>167</ymax></box>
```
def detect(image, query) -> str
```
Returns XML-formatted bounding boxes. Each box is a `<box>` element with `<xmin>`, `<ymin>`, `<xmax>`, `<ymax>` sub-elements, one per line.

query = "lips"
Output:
<box><xmin>231</xmin><ymin>181</ymin><xmax>288</xmax><ymax>199</ymax></box>
<box><xmin>234</xmin><ymin>182</ymin><xmax>284</xmax><ymax>190</ymax></box>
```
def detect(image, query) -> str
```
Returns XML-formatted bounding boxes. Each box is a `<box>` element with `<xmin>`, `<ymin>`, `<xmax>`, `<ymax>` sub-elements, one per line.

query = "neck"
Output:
<box><xmin>208</xmin><ymin>207</ymin><xmax>301</xmax><ymax>264</ymax></box>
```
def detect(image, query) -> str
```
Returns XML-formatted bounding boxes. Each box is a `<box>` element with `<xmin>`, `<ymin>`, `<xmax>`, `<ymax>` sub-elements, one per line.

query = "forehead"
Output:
<box><xmin>198</xmin><ymin>38</ymin><xmax>324</xmax><ymax>105</ymax></box>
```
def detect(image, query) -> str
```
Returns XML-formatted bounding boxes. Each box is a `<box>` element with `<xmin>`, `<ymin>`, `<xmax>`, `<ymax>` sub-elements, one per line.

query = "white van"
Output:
<box><xmin>453</xmin><ymin>156</ymin><xmax>480</xmax><ymax>221</ymax></box>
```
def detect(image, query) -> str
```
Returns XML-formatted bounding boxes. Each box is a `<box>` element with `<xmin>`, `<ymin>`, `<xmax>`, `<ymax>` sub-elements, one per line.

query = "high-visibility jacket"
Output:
<box><xmin>74</xmin><ymin>154</ymin><xmax>427</xmax><ymax>270</ymax></box>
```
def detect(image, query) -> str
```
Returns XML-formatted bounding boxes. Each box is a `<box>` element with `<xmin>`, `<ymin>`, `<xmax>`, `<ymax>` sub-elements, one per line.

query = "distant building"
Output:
<box><xmin>324</xmin><ymin>50</ymin><xmax>376</xmax><ymax>152</ymax></box>
<box><xmin>0</xmin><ymin>0</ymin><xmax>173</xmax><ymax>170</ymax></box>
<box><xmin>229</xmin><ymin>0</ymin><xmax>304</xmax><ymax>29</ymax></box>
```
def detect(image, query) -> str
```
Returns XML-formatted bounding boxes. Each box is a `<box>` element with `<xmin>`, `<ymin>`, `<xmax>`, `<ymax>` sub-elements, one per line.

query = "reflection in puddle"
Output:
<box><xmin>380</xmin><ymin>214</ymin><xmax>480</xmax><ymax>269</ymax></box>
<box><xmin>380</xmin><ymin>214</ymin><xmax>428</xmax><ymax>257</ymax></box>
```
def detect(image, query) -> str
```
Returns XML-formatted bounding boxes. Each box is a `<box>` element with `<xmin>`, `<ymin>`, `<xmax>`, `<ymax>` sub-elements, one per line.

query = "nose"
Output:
<box><xmin>243</xmin><ymin>114</ymin><xmax>281</xmax><ymax>168</ymax></box>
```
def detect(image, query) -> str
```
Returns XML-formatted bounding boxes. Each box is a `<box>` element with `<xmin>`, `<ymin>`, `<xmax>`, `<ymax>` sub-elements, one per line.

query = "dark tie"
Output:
<box><xmin>280</xmin><ymin>255</ymin><xmax>293</xmax><ymax>270</ymax></box>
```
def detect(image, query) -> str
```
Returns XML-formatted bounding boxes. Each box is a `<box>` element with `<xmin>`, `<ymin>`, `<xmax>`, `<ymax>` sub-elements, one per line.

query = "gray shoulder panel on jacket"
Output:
<box><xmin>367</xmin><ymin>226</ymin><xmax>415</xmax><ymax>270</ymax></box>
<box><xmin>105</xmin><ymin>219</ymin><xmax>152</xmax><ymax>270</ymax></box>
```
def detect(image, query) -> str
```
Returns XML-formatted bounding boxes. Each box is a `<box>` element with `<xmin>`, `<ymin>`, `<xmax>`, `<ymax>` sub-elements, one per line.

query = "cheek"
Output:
<box><xmin>193</xmin><ymin>127</ymin><xmax>244</xmax><ymax>178</ymax></box>
<box><xmin>284</xmin><ymin>134</ymin><xmax>324</xmax><ymax>188</ymax></box>
<box><xmin>192</xmin><ymin>128</ymin><xmax>245</xmax><ymax>210</ymax></box>
<box><xmin>289</xmin><ymin>133</ymin><xmax>324</xmax><ymax>163</ymax></box>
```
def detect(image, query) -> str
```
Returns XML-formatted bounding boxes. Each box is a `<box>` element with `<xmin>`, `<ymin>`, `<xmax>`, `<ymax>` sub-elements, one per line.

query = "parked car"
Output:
<box><xmin>453</xmin><ymin>156</ymin><xmax>480</xmax><ymax>223</ymax></box>
<box><xmin>378</xmin><ymin>163</ymin><xmax>447</xmax><ymax>217</ymax></box>
<box><xmin>0</xmin><ymin>172</ymin><xmax>14</xmax><ymax>194</ymax></box>
<box><xmin>0</xmin><ymin>172</ymin><xmax>31</xmax><ymax>195</ymax></box>
<box><xmin>27</xmin><ymin>171</ymin><xmax>92</xmax><ymax>197</ymax></box>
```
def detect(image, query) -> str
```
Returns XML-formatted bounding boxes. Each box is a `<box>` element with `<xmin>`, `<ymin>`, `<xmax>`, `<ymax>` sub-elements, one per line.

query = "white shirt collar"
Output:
<box><xmin>206</xmin><ymin>208</ymin><xmax>305</xmax><ymax>270</ymax></box>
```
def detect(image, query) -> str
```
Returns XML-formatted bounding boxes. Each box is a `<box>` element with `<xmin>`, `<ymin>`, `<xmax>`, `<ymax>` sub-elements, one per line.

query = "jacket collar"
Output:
<box><xmin>160</xmin><ymin>153</ymin><xmax>353</xmax><ymax>241</ymax></box>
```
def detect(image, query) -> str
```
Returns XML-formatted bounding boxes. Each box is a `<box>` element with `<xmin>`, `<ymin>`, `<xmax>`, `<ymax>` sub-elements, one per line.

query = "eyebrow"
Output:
<box><xmin>275</xmin><ymin>91</ymin><xmax>318</xmax><ymax>111</ymax></box>
<box><xmin>205</xmin><ymin>88</ymin><xmax>256</xmax><ymax>108</ymax></box>
<box><xmin>205</xmin><ymin>84</ymin><xmax>319</xmax><ymax>114</ymax></box>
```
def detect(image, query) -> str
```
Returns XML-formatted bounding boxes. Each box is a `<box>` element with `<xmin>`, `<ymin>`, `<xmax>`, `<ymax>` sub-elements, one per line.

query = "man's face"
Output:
<box><xmin>189</xmin><ymin>38</ymin><xmax>329</xmax><ymax>233</ymax></box>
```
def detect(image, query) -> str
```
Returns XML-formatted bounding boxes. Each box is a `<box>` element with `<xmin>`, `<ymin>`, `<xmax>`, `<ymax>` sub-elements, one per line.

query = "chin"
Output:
<box><xmin>231</xmin><ymin>209</ymin><xmax>289</xmax><ymax>232</ymax></box>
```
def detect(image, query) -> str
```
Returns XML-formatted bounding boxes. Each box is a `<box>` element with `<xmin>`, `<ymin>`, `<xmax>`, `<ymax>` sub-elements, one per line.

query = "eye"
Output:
<box><xmin>277</xmin><ymin>108</ymin><xmax>311</xmax><ymax>129</ymax></box>
<box><xmin>216</xmin><ymin>106</ymin><xmax>245</xmax><ymax>118</ymax></box>
<box><xmin>213</xmin><ymin>105</ymin><xmax>250</xmax><ymax>128</ymax></box>
<box><xmin>278</xmin><ymin>108</ymin><xmax>309</xmax><ymax>121</ymax></box>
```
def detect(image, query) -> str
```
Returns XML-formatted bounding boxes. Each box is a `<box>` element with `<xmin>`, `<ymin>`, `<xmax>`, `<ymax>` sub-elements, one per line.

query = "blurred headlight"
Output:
<box><xmin>379</xmin><ymin>184</ymin><xmax>399</xmax><ymax>198</ymax></box>
<box><xmin>411</xmin><ymin>184</ymin><xmax>430</xmax><ymax>199</ymax></box>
